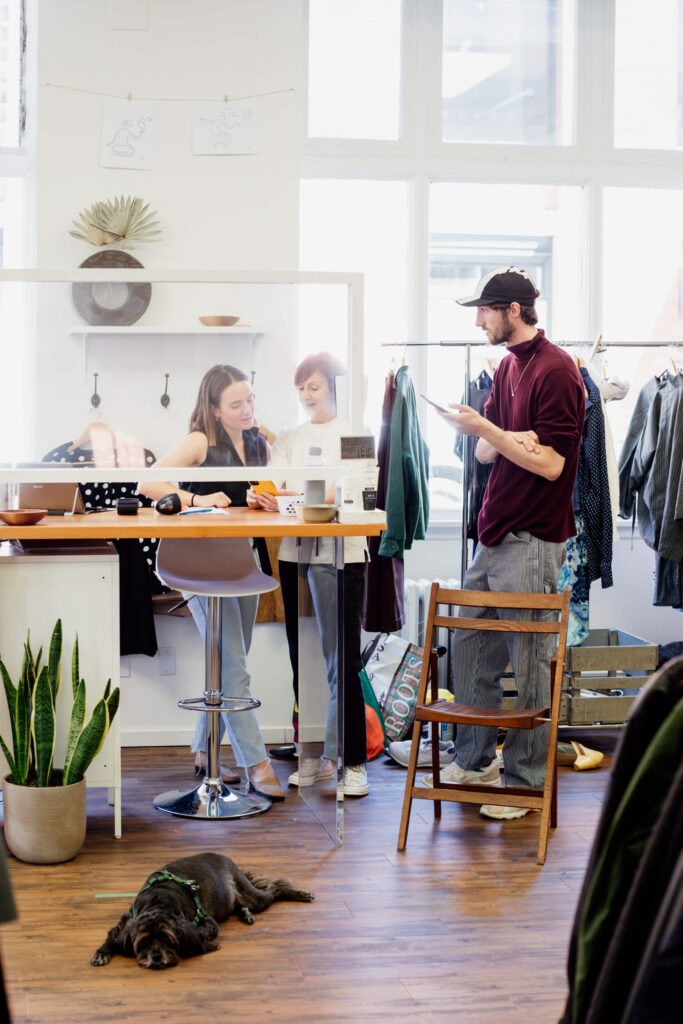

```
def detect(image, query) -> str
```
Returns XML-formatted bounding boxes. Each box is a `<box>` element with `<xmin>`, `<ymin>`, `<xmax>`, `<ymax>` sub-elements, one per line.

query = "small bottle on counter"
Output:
<box><xmin>303</xmin><ymin>446</ymin><xmax>325</xmax><ymax>505</ymax></box>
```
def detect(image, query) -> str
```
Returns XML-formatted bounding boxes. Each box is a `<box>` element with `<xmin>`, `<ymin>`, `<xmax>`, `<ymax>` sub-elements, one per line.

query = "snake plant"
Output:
<box><xmin>0</xmin><ymin>620</ymin><xmax>120</xmax><ymax>787</ymax></box>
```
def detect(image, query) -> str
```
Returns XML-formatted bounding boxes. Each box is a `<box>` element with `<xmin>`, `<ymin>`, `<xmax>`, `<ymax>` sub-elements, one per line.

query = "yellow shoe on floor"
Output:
<box><xmin>557</xmin><ymin>740</ymin><xmax>604</xmax><ymax>771</ymax></box>
<box><xmin>480</xmin><ymin>804</ymin><xmax>532</xmax><ymax>820</ymax></box>
<box><xmin>571</xmin><ymin>742</ymin><xmax>604</xmax><ymax>771</ymax></box>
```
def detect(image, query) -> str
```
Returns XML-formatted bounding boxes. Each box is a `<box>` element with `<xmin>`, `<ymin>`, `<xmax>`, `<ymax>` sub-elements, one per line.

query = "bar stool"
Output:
<box><xmin>152</xmin><ymin>536</ymin><xmax>280</xmax><ymax>820</ymax></box>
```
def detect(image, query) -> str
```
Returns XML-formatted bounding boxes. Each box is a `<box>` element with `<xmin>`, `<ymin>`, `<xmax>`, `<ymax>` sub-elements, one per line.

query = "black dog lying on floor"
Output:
<box><xmin>91</xmin><ymin>852</ymin><xmax>314</xmax><ymax>969</ymax></box>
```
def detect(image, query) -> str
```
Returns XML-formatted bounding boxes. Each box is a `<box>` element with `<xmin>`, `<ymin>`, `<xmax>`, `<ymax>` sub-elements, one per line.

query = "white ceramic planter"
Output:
<box><xmin>2</xmin><ymin>775</ymin><xmax>86</xmax><ymax>864</ymax></box>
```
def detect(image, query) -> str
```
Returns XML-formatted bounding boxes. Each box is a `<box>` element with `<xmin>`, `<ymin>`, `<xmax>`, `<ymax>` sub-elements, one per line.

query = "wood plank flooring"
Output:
<box><xmin>0</xmin><ymin>735</ymin><xmax>616</xmax><ymax>1024</ymax></box>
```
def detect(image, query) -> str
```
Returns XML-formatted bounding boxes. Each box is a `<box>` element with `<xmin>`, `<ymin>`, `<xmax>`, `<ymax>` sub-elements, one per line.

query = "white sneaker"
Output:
<box><xmin>388</xmin><ymin>737</ymin><xmax>456</xmax><ymax>768</ymax></box>
<box><xmin>421</xmin><ymin>758</ymin><xmax>501</xmax><ymax>788</ymax></box>
<box><xmin>287</xmin><ymin>757</ymin><xmax>335</xmax><ymax>787</ymax></box>
<box><xmin>343</xmin><ymin>764</ymin><xmax>369</xmax><ymax>797</ymax></box>
<box><xmin>480</xmin><ymin>804</ymin><xmax>532</xmax><ymax>820</ymax></box>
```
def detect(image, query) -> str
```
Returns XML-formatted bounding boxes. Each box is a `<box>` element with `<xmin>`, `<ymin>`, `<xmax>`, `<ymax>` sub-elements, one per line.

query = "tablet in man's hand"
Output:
<box><xmin>420</xmin><ymin>394</ymin><xmax>454</xmax><ymax>414</ymax></box>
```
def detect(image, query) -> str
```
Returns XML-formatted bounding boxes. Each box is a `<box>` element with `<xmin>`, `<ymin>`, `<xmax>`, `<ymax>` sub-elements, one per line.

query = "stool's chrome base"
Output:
<box><xmin>153</xmin><ymin>777</ymin><xmax>271</xmax><ymax>819</ymax></box>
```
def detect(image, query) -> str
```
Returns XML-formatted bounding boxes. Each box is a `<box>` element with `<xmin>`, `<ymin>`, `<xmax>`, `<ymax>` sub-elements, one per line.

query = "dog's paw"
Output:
<box><xmin>300</xmin><ymin>891</ymin><xmax>315</xmax><ymax>902</ymax></box>
<box><xmin>91</xmin><ymin>951</ymin><xmax>111</xmax><ymax>966</ymax></box>
<box><xmin>238</xmin><ymin>906</ymin><xmax>255</xmax><ymax>925</ymax></box>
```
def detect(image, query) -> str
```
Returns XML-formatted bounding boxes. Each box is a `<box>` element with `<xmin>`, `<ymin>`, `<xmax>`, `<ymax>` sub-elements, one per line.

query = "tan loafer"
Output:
<box><xmin>194</xmin><ymin>756</ymin><xmax>240</xmax><ymax>785</ymax></box>
<box><xmin>249</xmin><ymin>760</ymin><xmax>285</xmax><ymax>801</ymax></box>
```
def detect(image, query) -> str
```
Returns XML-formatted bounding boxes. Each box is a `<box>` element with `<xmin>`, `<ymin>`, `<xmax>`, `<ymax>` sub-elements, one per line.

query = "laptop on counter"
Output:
<box><xmin>17</xmin><ymin>480</ymin><xmax>86</xmax><ymax>515</ymax></box>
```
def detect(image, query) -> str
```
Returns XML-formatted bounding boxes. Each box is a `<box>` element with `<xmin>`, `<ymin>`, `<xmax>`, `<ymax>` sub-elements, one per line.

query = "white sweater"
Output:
<box><xmin>271</xmin><ymin>418</ymin><xmax>366</xmax><ymax>563</ymax></box>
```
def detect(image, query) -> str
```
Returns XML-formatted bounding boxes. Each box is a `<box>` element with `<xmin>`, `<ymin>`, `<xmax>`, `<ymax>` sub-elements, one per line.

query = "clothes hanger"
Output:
<box><xmin>588</xmin><ymin>333</ymin><xmax>604</xmax><ymax>364</ymax></box>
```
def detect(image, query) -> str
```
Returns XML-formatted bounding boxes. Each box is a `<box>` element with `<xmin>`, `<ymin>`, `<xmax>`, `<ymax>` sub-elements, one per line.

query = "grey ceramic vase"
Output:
<box><xmin>2</xmin><ymin>775</ymin><xmax>86</xmax><ymax>863</ymax></box>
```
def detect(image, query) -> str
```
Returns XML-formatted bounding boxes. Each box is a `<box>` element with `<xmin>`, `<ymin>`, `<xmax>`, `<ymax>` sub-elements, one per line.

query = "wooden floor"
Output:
<box><xmin>0</xmin><ymin>735</ymin><xmax>616</xmax><ymax>1024</ymax></box>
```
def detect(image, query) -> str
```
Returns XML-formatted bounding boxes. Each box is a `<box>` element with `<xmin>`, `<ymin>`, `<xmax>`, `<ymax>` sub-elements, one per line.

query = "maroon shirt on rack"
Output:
<box><xmin>477</xmin><ymin>330</ymin><xmax>585</xmax><ymax>547</ymax></box>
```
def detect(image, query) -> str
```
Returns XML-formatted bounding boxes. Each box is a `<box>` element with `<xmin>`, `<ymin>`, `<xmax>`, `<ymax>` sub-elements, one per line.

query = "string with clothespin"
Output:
<box><xmin>41</xmin><ymin>82</ymin><xmax>296</xmax><ymax>103</ymax></box>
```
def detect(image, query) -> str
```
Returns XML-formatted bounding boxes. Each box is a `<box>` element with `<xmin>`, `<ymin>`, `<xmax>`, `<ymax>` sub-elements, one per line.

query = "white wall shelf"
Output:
<box><xmin>69</xmin><ymin>326</ymin><xmax>264</xmax><ymax>336</ymax></box>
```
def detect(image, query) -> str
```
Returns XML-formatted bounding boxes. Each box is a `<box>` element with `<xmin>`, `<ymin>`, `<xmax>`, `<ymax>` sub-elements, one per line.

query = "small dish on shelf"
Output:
<box><xmin>295</xmin><ymin>504</ymin><xmax>338</xmax><ymax>524</ymax></box>
<box><xmin>0</xmin><ymin>509</ymin><xmax>48</xmax><ymax>526</ymax></box>
<box><xmin>198</xmin><ymin>315</ymin><xmax>240</xmax><ymax>327</ymax></box>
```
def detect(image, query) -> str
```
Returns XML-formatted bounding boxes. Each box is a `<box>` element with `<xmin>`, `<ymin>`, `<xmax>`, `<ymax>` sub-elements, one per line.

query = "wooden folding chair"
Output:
<box><xmin>397</xmin><ymin>583</ymin><xmax>570</xmax><ymax>865</ymax></box>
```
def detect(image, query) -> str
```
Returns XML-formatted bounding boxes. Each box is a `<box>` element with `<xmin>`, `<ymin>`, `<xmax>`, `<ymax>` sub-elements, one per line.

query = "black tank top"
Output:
<box><xmin>181</xmin><ymin>427</ymin><xmax>272</xmax><ymax>575</ymax></box>
<box><xmin>181</xmin><ymin>427</ymin><xmax>267</xmax><ymax>506</ymax></box>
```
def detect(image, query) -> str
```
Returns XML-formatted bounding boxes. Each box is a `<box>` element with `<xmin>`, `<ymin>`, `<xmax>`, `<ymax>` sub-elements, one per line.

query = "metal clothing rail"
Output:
<box><xmin>382</xmin><ymin>338</ymin><xmax>682</xmax><ymax>579</ymax></box>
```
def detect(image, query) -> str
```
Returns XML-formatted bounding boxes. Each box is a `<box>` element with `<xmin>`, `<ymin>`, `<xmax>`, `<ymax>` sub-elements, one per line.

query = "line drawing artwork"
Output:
<box><xmin>101</xmin><ymin>98</ymin><xmax>158</xmax><ymax>169</ymax></box>
<box><xmin>106</xmin><ymin>116</ymin><xmax>152</xmax><ymax>157</ymax></box>
<box><xmin>192</xmin><ymin>102</ymin><xmax>259</xmax><ymax>155</ymax></box>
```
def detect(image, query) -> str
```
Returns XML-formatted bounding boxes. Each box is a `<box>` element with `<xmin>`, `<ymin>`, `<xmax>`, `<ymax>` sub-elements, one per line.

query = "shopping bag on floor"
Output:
<box><xmin>362</xmin><ymin>634</ymin><xmax>424</xmax><ymax>742</ymax></box>
<box><xmin>360</xmin><ymin>667</ymin><xmax>387</xmax><ymax>759</ymax></box>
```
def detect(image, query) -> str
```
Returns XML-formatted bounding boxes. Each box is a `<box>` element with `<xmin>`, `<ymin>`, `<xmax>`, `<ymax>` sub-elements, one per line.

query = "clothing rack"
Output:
<box><xmin>382</xmin><ymin>338</ymin><xmax>682</xmax><ymax>579</ymax></box>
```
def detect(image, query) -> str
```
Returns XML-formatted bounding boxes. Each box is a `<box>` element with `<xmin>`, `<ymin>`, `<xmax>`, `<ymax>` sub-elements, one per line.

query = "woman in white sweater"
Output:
<box><xmin>248</xmin><ymin>352</ymin><xmax>369</xmax><ymax>797</ymax></box>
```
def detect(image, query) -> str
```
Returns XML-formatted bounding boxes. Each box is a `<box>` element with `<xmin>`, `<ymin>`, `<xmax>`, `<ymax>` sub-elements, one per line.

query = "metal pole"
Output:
<box><xmin>460</xmin><ymin>344</ymin><xmax>471</xmax><ymax>582</ymax></box>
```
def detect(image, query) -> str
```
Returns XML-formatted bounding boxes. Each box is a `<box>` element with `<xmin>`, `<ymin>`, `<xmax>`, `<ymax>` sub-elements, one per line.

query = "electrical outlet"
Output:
<box><xmin>158</xmin><ymin>646</ymin><xmax>176</xmax><ymax>676</ymax></box>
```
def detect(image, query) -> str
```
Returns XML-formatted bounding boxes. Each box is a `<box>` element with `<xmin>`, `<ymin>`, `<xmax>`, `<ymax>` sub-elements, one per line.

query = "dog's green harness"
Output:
<box><xmin>131</xmin><ymin>870</ymin><xmax>208</xmax><ymax>927</ymax></box>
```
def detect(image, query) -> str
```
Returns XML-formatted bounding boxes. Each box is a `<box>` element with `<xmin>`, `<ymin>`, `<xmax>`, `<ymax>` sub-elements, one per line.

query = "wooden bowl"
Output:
<box><xmin>295</xmin><ymin>504</ymin><xmax>338</xmax><ymax>524</ymax></box>
<box><xmin>198</xmin><ymin>315</ymin><xmax>240</xmax><ymax>327</ymax></box>
<box><xmin>0</xmin><ymin>509</ymin><xmax>48</xmax><ymax>526</ymax></box>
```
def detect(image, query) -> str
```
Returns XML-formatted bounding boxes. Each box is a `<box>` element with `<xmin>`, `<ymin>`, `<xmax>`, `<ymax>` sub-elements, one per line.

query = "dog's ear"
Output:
<box><xmin>116</xmin><ymin>913</ymin><xmax>141</xmax><ymax>957</ymax></box>
<box><xmin>175</xmin><ymin>917</ymin><xmax>220</xmax><ymax>958</ymax></box>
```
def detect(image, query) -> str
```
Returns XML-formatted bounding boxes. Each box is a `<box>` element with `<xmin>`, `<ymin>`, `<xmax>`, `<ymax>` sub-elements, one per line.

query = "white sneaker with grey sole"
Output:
<box><xmin>343</xmin><ymin>764</ymin><xmax>369</xmax><ymax>796</ymax></box>
<box><xmin>388</xmin><ymin>737</ymin><xmax>456</xmax><ymax>768</ymax></box>
<box><xmin>421</xmin><ymin>758</ymin><xmax>501</xmax><ymax>788</ymax></box>
<box><xmin>288</xmin><ymin>757</ymin><xmax>335</xmax><ymax>787</ymax></box>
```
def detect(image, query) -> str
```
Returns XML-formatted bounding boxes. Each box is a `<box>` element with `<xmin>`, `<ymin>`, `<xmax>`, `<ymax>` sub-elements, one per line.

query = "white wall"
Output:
<box><xmin>32</xmin><ymin>0</ymin><xmax>308</xmax><ymax>748</ymax></box>
<box><xmin>33</xmin><ymin>0</ymin><xmax>305</xmax><ymax>457</ymax></box>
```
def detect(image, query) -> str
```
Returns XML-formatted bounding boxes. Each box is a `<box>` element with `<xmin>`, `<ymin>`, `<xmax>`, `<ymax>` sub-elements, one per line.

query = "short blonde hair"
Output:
<box><xmin>294</xmin><ymin>352</ymin><xmax>347</xmax><ymax>394</ymax></box>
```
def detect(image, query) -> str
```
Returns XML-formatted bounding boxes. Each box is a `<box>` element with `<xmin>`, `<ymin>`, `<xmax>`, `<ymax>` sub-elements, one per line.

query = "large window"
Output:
<box><xmin>0</xmin><ymin>0</ymin><xmax>31</xmax><ymax>461</ymax></box>
<box><xmin>0</xmin><ymin>0</ymin><xmax>26</xmax><ymax>149</ymax></box>
<box><xmin>614</xmin><ymin>0</ymin><xmax>683</xmax><ymax>150</ymax></box>
<box><xmin>303</xmin><ymin>0</ymin><xmax>683</xmax><ymax>522</ymax></box>
<box><xmin>299</xmin><ymin>179</ymin><xmax>409</xmax><ymax>425</ymax></box>
<box><xmin>442</xmin><ymin>0</ymin><xmax>576</xmax><ymax>146</ymax></box>
<box><xmin>307</xmin><ymin>0</ymin><xmax>402</xmax><ymax>140</ymax></box>
<box><xmin>601</xmin><ymin>186</ymin><xmax>683</xmax><ymax>444</ymax></box>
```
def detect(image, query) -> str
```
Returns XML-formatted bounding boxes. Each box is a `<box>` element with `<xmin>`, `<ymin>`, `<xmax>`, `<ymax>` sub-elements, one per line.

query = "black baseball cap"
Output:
<box><xmin>457</xmin><ymin>266</ymin><xmax>540</xmax><ymax>307</ymax></box>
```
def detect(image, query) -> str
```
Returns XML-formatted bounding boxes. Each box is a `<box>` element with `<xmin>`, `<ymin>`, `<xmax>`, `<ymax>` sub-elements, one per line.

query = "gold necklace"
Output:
<box><xmin>510</xmin><ymin>351</ymin><xmax>537</xmax><ymax>397</ymax></box>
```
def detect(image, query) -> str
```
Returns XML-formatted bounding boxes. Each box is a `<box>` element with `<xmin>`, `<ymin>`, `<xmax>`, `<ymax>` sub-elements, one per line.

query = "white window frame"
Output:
<box><xmin>302</xmin><ymin>0</ymin><xmax>683</xmax><ymax>523</ymax></box>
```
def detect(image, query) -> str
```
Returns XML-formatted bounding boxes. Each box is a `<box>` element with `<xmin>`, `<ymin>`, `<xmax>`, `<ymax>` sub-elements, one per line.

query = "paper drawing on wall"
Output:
<box><xmin>192</xmin><ymin>101</ymin><xmax>259</xmax><ymax>155</ymax></box>
<box><xmin>100</xmin><ymin>98</ymin><xmax>158</xmax><ymax>169</ymax></box>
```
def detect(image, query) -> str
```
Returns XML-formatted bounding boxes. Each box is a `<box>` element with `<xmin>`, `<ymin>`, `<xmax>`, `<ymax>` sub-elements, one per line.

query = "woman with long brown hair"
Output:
<box><xmin>139</xmin><ymin>363</ymin><xmax>284</xmax><ymax>801</ymax></box>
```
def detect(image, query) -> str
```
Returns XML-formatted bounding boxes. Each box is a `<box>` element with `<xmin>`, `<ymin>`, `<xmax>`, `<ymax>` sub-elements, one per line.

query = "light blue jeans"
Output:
<box><xmin>307</xmin><ymin>563</ymin><xmax>340</xmax><ymax>763</ymax></box>
<box><xmin>185</xmin><ymin>592</ymin><xmax>267</xmax><ymax>769</ymax></box>
<box><xmin>452</xmin><ymin>531</ymin><xmax>566</xmax><ymax>789</ymax></box>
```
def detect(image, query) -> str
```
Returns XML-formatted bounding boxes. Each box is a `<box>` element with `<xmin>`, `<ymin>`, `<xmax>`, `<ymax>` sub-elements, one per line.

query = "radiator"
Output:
<box><xmin>401</xmin><ymin>577</ymin><xmax>460</xmax><ymax>690</ymax></box>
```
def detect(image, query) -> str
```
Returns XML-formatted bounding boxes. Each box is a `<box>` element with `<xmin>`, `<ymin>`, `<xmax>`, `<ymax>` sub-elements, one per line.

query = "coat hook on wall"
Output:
<box><xmin>160</xmin><ymin>373</ymin><xmax>171</xmax><ymax>408</ymax></box>
<box><xmin>91</xmin><ymin>373</ymin><xmax>101</xmax><ymax>408</ymax></box>
<box><xmin>251</xmin><ymin>370</ymin><xmax>255</xmax><ymax>387</ymax></box>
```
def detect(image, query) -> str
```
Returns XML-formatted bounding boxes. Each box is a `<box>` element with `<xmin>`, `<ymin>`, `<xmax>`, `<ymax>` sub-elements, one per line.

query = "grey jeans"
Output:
<box><xmin>452</xmin><ymin>531</ymin><xmax>566</xmax><ymax>789</ymax></box>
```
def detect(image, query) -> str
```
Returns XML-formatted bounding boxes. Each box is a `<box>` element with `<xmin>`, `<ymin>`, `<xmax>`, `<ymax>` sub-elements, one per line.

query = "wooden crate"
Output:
<box><xmin>500</xmin><ymin>628</ymin><xmax>658</xmax><ymax>726</ymax></box>
<box><xmin>563</xmin><ymin>628</ymin><xmax>658</xmax><ymax>726</ymax></box>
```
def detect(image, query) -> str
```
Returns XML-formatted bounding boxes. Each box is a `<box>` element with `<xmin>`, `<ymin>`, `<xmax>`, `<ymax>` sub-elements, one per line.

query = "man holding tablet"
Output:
<box><xmin>424</xmin><ymin>266</ymin><xmax>584</xmax><ymax>819</ymax></box>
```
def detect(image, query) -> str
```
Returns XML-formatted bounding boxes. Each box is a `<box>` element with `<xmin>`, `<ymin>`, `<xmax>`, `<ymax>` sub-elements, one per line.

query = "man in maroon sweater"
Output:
<box><xmin>422</xmin><ymin>267</ymin><xmax>585</xmax><ymax>819</ymax></box>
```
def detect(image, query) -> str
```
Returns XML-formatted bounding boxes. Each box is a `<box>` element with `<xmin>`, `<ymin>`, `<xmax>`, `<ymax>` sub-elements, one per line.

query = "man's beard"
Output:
<box><xmin>488</xmin><ymin>311</ymin><xmax>513</xmax><ymax>345</ymax></box>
